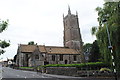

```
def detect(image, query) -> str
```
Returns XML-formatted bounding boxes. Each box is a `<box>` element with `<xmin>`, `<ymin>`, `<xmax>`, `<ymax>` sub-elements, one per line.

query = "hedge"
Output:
<box><xmin>41</xmin><ymin>62</ymin><xmax>110</xmax><ymax>68</ymax></box>
<box><xmin>19</xmin><ymin>67</ymin><xmax>34</xmax><ymax>69</ymax></box>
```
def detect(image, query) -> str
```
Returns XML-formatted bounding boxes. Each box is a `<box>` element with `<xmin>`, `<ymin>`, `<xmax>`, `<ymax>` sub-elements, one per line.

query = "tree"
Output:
<box><xmin>28</xmin><ymin>41</ymin><xmax>35</xmax><ymax>45</ymax></box>
<box><xmin>83</xmin><ymin>43</ymin><xmax>92</xmax><ymax>62</ymax></box>
<box><xmin>89</xmin><ymin>40</ymin><xmax>101</xmax><ymax>62</ymax></box>
<box><xmin>83</xmin><ymin>41</ymin><xmax>100</xmax><ymax>62</ymax></box>
<box><xmin>0</xmin><ymin>19</ymin><xmax>10</xmax><ymax>55</ymax></box>
<box><xmin>83</xmin><ymin>43</ymin><xmax>92</xmax><ymax>52</ymax></box>
<box><xmin>91</xmin><ymin>2</ymin><xmax>120</xmax><ymax>71</ymax></box>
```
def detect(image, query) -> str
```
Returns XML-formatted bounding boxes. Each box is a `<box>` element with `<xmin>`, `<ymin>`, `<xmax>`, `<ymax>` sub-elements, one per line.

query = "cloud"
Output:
<box><xmin>0</xmin><ymin>0</ymin><xmax>104</xmax><ymax>60</ymax></box>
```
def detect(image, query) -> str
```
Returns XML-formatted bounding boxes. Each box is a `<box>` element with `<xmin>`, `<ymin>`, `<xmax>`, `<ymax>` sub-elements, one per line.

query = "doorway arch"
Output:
<box><xmin>65</xmin><ymin>60</ymin><xmax>68</xmax><ymax>64</ymax></box>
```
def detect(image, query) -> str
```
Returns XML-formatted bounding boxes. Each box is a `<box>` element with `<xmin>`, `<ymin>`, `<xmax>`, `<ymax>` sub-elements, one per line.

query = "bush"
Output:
<box><xmin>40</xmin><ymin>62</ymin><xmax>109</xmax><ymax>70</ymax></box>
<box><xmin>19</xmin><ymin>67</ymin><xmax>33</xmax><ymax>69</ymax></box>
<box><xmin>100</xmin><ymin>68</ymin><xmax>112</xmax><ymax>73</ymax></box>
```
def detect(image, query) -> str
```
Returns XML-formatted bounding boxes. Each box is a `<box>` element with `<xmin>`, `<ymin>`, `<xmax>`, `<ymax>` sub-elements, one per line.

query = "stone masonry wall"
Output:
<box><xmin>45</xmin><ymin>67</ymin><xmax>78</xmax><ymax>76</ymax></box>
<box><xmin>40</xmin><ymin>67</ymin><xmax>115</xmax><ymax>77</ymax></box>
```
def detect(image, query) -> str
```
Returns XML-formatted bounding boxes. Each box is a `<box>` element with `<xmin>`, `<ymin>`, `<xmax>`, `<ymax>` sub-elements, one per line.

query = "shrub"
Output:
<box><xmin>40</xmin><ymin>62</ymin><xmax>109</xmax><ymax>70</ymax></box>
<box><xmin>19</xmin><ymin>67</ymin><xmax>33</xmax><ymax>69</ymax></box>
<box><xmin>100</xmin><ymin>68</ymin><xmax>112</xmax><ymax>73</ymax></box>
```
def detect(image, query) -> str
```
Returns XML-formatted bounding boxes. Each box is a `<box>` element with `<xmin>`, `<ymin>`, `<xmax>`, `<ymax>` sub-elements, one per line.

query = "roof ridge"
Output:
<box><xmin>45</xmin><ymin>46</ymin><xmax>65</xmax><ymax>48</ymax></box>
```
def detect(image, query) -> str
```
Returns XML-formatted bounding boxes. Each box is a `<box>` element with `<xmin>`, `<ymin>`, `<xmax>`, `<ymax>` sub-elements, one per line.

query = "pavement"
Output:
<box><xmin>2</xmin><ymin>67</ymin><xmax>50</xmax><ymax>78</ymax></box>
<box><xmin>42</xmin><ymin>73</ymin><xmax>82</xmax><ymax>78</ymax></box>
<box><xmin>1</xmin><ymin>67</ymin><xmax>119</xmax><ymax>80</ymax></box>
<box><xmin>0</xmin><ymin>63</ymin><xmax>2</xmax><ymax>79</ymax></box>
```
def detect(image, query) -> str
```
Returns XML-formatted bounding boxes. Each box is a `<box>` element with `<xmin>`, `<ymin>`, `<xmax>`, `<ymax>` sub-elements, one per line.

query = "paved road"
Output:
<box><xmin>1</xmin><ymin>67</ymin><xmax>119</xmax><ymax>80</ymax></box>
<box><xmin>0</xmin><ymin>63</ymin><xmax>2</xmax><ymax>79</ymax></box>
<box><xmin>2</xmin><ymin>67</ymin><xmax>51</xmax><ymax>78</ymax></box>
<box><xmin>2</xmin><ymin>67</ymin><xmax>82</xmax><ymax>80</ymax></box>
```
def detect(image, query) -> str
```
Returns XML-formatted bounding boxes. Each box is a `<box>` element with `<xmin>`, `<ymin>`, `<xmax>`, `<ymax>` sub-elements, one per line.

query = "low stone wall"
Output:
<box><xmin>45</xmin><ymin>67</ymin><xmax>78</xmax><ymax>76</ymax></box>
<box><xmin>40</xmin><ymin>67</ymin><xmax>115</xmax><ymax>77</ymax></box>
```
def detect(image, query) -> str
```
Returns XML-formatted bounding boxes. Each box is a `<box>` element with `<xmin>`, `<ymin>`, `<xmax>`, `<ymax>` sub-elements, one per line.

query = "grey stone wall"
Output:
<box><xmin>47</xmin><ymin>54</ymin><xmax>81</xmax><ymax>64</ymax></box>
<box><xmin>45</xmin><ymin>67</ymin><xmax>78</xmax><ymax>76</ymax></box>
<box><xmin>29</xmin><ymin>57</ymin><xmax>44</xmax><ymax>67</ymax></box>
<box><xmin>40</xmin><ymin>67</ymin><xmax>115</xmax><ymax>77</ymax></box>
<box><xmin>18</xmin><ymin>53</ymin><xmax>24</xmax><ymax>67</ymax></box>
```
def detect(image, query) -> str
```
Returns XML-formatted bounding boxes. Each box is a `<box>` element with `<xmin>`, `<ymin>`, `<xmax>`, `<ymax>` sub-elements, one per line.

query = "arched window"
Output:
<box><xmin>73</xmin><ymin>55</ymin><xmax>77</xmax><ymax>61</ymax></box>
<box><xmin>52</xmin><ymin>55</ymin><xmax>55</xmax><ymax>61</ymax></box>
<box><xmin>60</xmin><ymin>54</ymin><xmax>63</xmax><ymax>61</ymax></box>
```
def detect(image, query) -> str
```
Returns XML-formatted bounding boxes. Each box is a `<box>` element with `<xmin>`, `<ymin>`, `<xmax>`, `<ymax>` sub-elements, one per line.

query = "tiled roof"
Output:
<box><xmin>45</xmin><ymin>46</ymin><xmax>79</xmax><ymax>54</ymax></box>
<box><xmin>19</xmin><ymin>44</ymin><xmax>36</xmax><ymax>53</ymax></box>
<box><xmin>38</xmin><ymin>45</ymin><xmax>46</xmax><ymax>53</ymax></box>
<box><xmin>18</xmin><ymin>44</ymin><xmax>80</xmax><ymax>54</ymax></box>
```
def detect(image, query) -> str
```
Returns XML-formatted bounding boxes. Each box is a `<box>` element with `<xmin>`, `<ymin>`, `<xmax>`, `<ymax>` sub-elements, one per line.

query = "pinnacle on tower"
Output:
<box><xmin>76</xmin><ymin>11</ymin><xmax>78</xmax><ymax>16</ymax></box>
<box><xmin>68</xmin><ymin>5</ymin><xmax>71</xmax><ymax>15</ymax></box>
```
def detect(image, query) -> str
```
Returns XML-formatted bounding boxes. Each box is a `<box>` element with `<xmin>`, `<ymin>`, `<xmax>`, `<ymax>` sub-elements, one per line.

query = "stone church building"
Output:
<box><xmin>15</xmin><ymin>7</ymin><xmax>84</xmax><ymax>67</ymax></box>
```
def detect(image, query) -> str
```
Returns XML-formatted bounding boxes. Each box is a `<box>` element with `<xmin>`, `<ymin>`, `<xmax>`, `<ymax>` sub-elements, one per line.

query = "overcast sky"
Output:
<box><xmin>0</xmin><ymin>0</ymin><xmax>104</xmax><ymax>60</ymax></box>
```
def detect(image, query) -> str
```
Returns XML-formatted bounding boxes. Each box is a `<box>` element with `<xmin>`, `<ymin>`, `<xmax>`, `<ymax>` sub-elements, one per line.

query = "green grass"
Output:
<box><xmin>19</xmin><ymin>67</ymin><xmax>33</xmax><ymax>69</ymax></box>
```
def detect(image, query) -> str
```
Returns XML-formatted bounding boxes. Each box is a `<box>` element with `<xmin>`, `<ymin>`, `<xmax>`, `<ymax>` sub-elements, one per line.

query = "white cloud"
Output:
<box><xmin>0</xmin><ymin>0</ymin><xmax>104</xmax><ymax>60</ymax></box>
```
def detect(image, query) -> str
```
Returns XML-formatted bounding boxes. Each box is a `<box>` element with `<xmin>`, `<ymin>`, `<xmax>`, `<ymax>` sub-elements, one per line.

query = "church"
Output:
<box><xmin>15</xmin><ymin>7</ymin><xmax>85</xmax><ymax>67</ymax></box>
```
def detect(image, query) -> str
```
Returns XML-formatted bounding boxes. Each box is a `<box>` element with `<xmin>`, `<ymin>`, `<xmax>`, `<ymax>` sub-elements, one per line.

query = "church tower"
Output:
<box><xmin>63</xmin><ymin>6</ymin><xmax>83</xmax><ymax>50</ymax></box>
